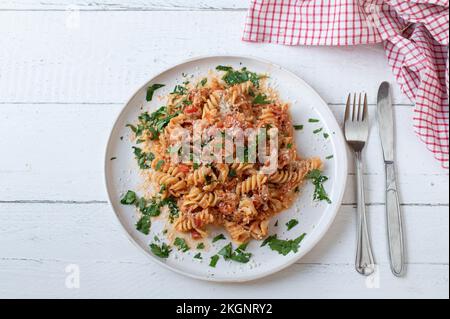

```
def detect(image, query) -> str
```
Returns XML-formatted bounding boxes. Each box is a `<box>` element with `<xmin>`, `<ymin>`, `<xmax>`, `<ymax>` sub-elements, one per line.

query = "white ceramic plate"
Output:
<box><xmin>104</xmin><ymin>56</ymin><xmax>347</xmax><ymax>282</ymax></box>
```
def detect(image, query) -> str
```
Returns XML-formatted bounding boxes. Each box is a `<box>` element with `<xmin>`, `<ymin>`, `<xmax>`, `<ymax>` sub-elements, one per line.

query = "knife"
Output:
<box><xmin>377</xmin><ymin>82</ymin><xmax>406</xmax><ymax>277</ymax></box>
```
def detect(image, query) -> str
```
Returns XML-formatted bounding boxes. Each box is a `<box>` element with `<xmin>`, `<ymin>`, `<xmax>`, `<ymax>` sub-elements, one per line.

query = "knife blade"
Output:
<box><xmin>377</xmin><ymin>82</ymin><xmax>394</xmax><ymax>163</ymax></box>
<box><xmin>377</xmin><ymin>82</ymin><xmax>406</xmax><ymax>277</ymax></box>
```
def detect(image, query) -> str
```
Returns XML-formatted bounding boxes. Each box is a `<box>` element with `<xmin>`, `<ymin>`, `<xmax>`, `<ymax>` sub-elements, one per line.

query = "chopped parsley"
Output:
<box><xmin>120</xmin><ymin>190</ymin><xmax>137</xmax><ymax>205</ymax></box>
<box><xmin>172</xmin><ymin>85</ymin><xmax>187</xmax><ymax>95</ymax></box>
<box><xmin>228</xmin><ymin>169</ymin><xmax>237</xmax><ymax>178</ymax></box>
<box><xmin>286</xmin><ymin>219</ymin><xmax>299</xmax><ymax>231</ymax></box>
<box><xmin>218</xmin><ymin>242</ymin><xmax>252</xmax><ymax>264</ymax></box>
<box><xmin>323</xmin><ymin>132</ymin><xmax>330</xmax><ymax>139</ymax></box>
<box><xmin>313</xmin><ymin>128</ymin><xmax>323</xmax><ymax>134</ymax></box>
<box><xmin>306</xmin><ymin>169</ymin><xmax>332</xmax><ymax>204</ymax></box>
<box><xmin>146</xmin><ymin>84</ymin><xmax>165</xmax><ymax>102</ymax></box>
<box><xmin>231</xmin><ymin>249</ymin><xmax>252</xmax><ymax>263</ymax></box>
<box><xmin>216</xmin><ymin>66</ymin><xmax>262</xmax><ymax>87</ymax></box>
<box><xmin>308</xmin><ymin>118</ymin><xmax>320</xmax><ymax>123</ymax></box>
<box><xmin>126</xmin><ymin>123</ymin><xmax>137</xmax><ymax>133</ymax></box>
<box><xmin>293</xmin><ymin>124</ymin><xmax>304</xmax><ymax>130</ymax></box>
<box><xmin>274</xmin><ymin>220</ymin><xmax>279</xmax><ymax>227</ymax></box>
<box><xmin>130</xmin><ymin>106</ymin><xmax>180</xmax><ymax>139</ymax></box>
<box><xmin>209</xmin><ymin>255</ymin><xmax>220</xmax><ymax>267</ymax></box>
<box><xmin>216</xmin><ymin>65</ymin><xmax>233</xmax><ymax>71</ymax></box>
<box><xmin>193</xmin><ymin>163</ymin><xmax>200</xmax><ymax>170</ymax></box>
<box><xmin>262</xmin><ymin>234</ymin><xmax>307</xmax><ymax>256</ymax></box>
<box><xmin>326</xmin><ymin>155</ymin><xmax>334</xmax><ymax>160</ymax></box>
<box><xmin>237</xmin><ymin>243</ymin><xmax>248</xmax><ymax>251</ymax></box>
<box><xmin>121</xmin><ymin>191</ymin><xmax>179</xmax><ymax>233</ymax></box>
<box><xmin>110</xmin><ymin>157</ymin><xmax>117</xmax><ymax>161</ymax></box>
<box><xmin>159</xmin><ymin>184</ymin><xmax>166</xmax><ymax>193</ymax></box>
<box><xmin>160</xmin><ymin>196</ymin><xmax>180</xmax><ymax>221</ymax></box>
<box><xmin>218</xmin><ymin>243</ymin><xmax>233</xmax><ymax>259</ymax></box>
<box><xmin>155</xmin><ymin>159</ymin><xmax>165</xmax><ymax>171</ymax></box>
<box><xmin>194</xmin><ymin>253</ymin><xmax>202</xmax><ymax>259</ymax></box>
<box><xmin>196</xmin><ymin>243</ymin><xmax>205</xmax><ymax>250</ymax></box>
<box><xmin>136</xmin><ymin>215</ymin><xmax>151</xmax><ymax>235</ymax></box>
<box><xmin>174</xmin><ymin>237</ymin><xmax>190</xmax><ymax>252</ymax></box>
<box><xmin>253</xmin><ymin>94</ymin><xmax>271</xmax><ymax>105</ymax></box>
<box><xmin>150</xmin><ymin>242</ymin><xmax>171</xmax><ymax>258</ymax></box>
<box><xmin>212</xmin><ymin>234</ymin><xmax>226</xmax><ymax>243</ymax></box>
<box><xmin>286</xmin><ymin>143</ymin><xmax>293</xmax><ymax>149</ymax></box>
<box><xmin>261</xmin><ymin>235</ymin><xmax>277</xmax><ymax>247</ymax></box>
<box><xmin>200</xmin><ymin>78</ymin><xmax>208</xmax><ymax>87</ymax></box>
<box><xmin>132</xmin><ymin>147</ymin><xmax>155</xmax><ymax>169</ymax></box>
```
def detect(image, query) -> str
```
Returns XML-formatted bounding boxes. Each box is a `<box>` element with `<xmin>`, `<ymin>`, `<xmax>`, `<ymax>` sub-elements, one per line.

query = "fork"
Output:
<box><xmin>344</xmin><ymin>93</ymin><xmax>375</xmax><ymax>276</ymax></box>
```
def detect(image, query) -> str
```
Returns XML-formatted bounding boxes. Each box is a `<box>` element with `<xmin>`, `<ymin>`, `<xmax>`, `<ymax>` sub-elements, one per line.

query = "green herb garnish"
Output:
<box><xmin>323</xmin><ymin>133</ymin><xmax>329</xmax><ymax>139</ymax></box>
<box><xmin>194</xmin><ymin>253</ymin><xmax>202</xmax><ymax>259</ymax></box>
<box><xmin>216</xmin><ymin>65</ymin><xmax>233</xmax><ymax>71</ymax></box>
<box><xmin>200</xmin><ymin>78</ymin><xmax>208</xmax><ymax>86</ymax></box>
<box><xmin>196</xmin><ymin>243</ymin><xmax>205</xmax><ymax>250</ymax></box>
<box><xmin>160</xmin><ymin>196</ymin><xmax>179</xmax><ymax>221</ymax></box>
<box><xmin>306</xmin><ymin>169</ymin><xmax>331</xmax><ymax>203</ymax></box>
<box><xmin>209</xmin><ymin>255</ymin><xmax>220</xmax><ymax>267</ymax></box>
<box><xmin>133</xmin><ymin>147</ymin><xmax>155</xmax><ymax>169</ymax></box>
<box><xmin>150</xmin><ymin>242</ymin><xmax>171</xmax><ymax>258</ymax></box>
<box><xmin>217</xmin><ymin>66</ymin><xmax>262</xmax><ymax>87</ymax></box>
<box><xmin>237</xmin><ymin>243</ymin><xmax>248</xmax><ymax>251</ymax></box>
<box><xmin>218</xmin><ymin>243</ymin><xmax>233</xmax><ymax>260</ymax></box>
<box><xmin>253</xmin><ymin>94</ymin><xmax>271</xmax><ymax>105</ymax></box>
<box><xmin>293</xmin><ymin>125</ymin><xmax>304</xmax><ymax>130</ymax></box>
<box><xmin>231</xmin><ymin>249</ymin><xmax>252</xmax><ymax>263</ymax></box>
<box><xmin>174</xmin><ymin>237</ymin><xmax>190</xmax><ymax>252</ymax></box>
<box><xmin>308</xmin><ymin>118</ymin><xmax>320</xmax><ymax>123</ymax></box>
<box><xmin>126</xmin><ymin>124</ymin><xmax>137</xmax><ymax>133</ymax></box>
<box><xmin>261</xmin><ymin>234</ymin><xmax>277</xmax><ymax>247</ymax></box>
<box><xmin>172</xmin><ymin>85</ymin><xmax>187</xmax><ymax>95</ymax></box>
<box><xmin>120</xmin><ymin>190</ymin><xmax>137</xmax><ymax>205</ymax></box>
<box><xmin>146</xmin><ymin>84</ymin><xmax>165</xmax><ymax>102</ymax></box>
<box><xmin>286</xmin><ymin>219</ymin><xmax>299</xmax><ymax>231</ymax></box>
<box><xmin>155</xmin><ymin>159</ymin><xmax>165</xmax><ymax>171</ymax></box>
<box><xmin>228</xmin><ymin>169</ymin><xmax>237</xmax><ymax>178</ymax></box>
<box><xmin>286</xmin><ymin>143</ymin><xmax>293</xmax><ymax>149</ymax></box>
<box><xmin>212</xmin><ymin>234</ymin><xmax>226</xmax><ymax>243</ymax></box>
<box><xmin>136</xmin><ymin>215</ymin><xmax>151</xmax><ymax>235</ymax></box>
<box><xmin>313</xmin><ymin>128</ymin><xmax>323</xmax><ymax>134</ymax></box>
<box><xmin>263</xmin><ymin>234</ymin><xmax>306</xmax><ymax>256</ymax></box>
<box><xmin>326</xmin><ymin>155</ymin><xmax>334</xmax><ymax>160</ymax></box>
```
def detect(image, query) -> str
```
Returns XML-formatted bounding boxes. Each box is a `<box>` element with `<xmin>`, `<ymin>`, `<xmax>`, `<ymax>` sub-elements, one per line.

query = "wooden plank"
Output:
<box><xmin>0</xmin><ymin>103</ymin><xmax>446</xmax><ymax>203</ymax></box>
<box><xmin>0</xmin><ymin>11</ymin><xmax>411</xmax><ymax>105</ymax></box>
<box><xmin>0</xmin><ymin>203</ymin><xmax>448</xmax><ymax>265</ymax></box>
<box><xmin>0</xmin><ymin>257</ymin><xmax>447</xmax><ymax>298</ymax></box>
<box><xmin>0</xmin><ymin>0</ymin><xmax>247</xmax><ymax>11</ymax></box>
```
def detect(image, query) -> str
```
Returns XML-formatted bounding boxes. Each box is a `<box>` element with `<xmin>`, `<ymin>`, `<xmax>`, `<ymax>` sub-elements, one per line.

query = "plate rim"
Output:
<box><xmin>104</xmin><ymin>54</ymin><xmax>348</xmax><ymax>282</ymax></box>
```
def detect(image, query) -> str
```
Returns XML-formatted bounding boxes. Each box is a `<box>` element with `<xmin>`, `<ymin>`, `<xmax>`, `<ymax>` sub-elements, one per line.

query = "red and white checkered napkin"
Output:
<box><xmin>243</xmin><ymin>0</ymin><xmax>449</xmax><ymax>168</ymax></box>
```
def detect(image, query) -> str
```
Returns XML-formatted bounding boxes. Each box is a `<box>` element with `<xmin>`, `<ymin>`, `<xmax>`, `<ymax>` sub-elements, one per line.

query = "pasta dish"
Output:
<box><xmin>122</xmin><ymin>65</ymin><xmax>326</xmax><ymax>252</ymax></box>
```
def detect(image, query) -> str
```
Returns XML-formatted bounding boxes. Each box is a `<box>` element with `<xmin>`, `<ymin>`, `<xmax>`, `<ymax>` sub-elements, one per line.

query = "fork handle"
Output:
<box><xmin>355</xmin><ymin>151</ymin><xmax>375</xmax><ymax>276</ymax></box>
<box><xmin>385</xmin><ymin>162</ymin><xmax>406</xmax><ymax>276</ymax></box>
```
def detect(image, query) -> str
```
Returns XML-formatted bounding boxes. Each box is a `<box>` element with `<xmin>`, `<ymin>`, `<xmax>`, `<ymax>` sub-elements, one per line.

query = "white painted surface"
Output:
<box><xmin>0</xmin><ymin>1</ymin><xmax>448</xmax><ymax>299</ymax></box>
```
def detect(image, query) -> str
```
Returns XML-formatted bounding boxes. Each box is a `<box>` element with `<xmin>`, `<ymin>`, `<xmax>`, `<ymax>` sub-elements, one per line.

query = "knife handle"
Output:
<box><xmin>385</xmin><ymin>162</ymin><xmax>406</xmax><ymax>276</ymax></box>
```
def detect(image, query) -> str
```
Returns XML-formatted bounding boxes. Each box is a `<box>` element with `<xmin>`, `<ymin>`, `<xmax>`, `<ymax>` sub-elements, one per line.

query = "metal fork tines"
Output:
<box><xmin>344</xmin><ymin>93</ymin><xmax>375</xmax><ymax>276</ymax></box>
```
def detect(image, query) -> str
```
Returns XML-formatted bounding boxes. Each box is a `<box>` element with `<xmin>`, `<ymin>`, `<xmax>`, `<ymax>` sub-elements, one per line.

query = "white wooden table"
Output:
<box><xmin>0</xmin><ymin>0</ymin><xmax>448</xmax><ymax>299</ymax></box>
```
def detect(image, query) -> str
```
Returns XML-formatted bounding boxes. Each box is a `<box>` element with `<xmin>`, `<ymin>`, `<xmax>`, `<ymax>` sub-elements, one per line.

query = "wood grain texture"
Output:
<box><xmin>0</xmin><ymin>0</ymin><xmax>247</xmax><ymax>11</ymax></box>
<box><xmin>0</xmin><ymin>11</ymin><xmax>411</xmax><ymax>105</ymax></box>
<box><xmin>0</xmin><ymin>103</ymin><xmax>447</xmax><ymax>203</ymax></box>
<box><xmin>0</xmin><ymin>4</ymin><xmax>448</xmax><ymax>299</ymax></box>
<box><xmin>0</xmin><ymin>203</ymin><xmax>448</xmax><ymax>298</ymax></box>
